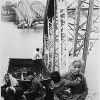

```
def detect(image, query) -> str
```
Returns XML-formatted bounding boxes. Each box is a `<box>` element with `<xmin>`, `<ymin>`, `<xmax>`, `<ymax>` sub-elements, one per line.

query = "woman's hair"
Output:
<box><xmin>69</xmin><ymin>57</ymin><xmax>84</xmax><ymax>67</ymax></box>
<box><xmin>50</xmin><ymin>71</ymin><xmax>61</xmax><ymax>83</ymax></box>
<box><xmin>5</xmin><ymin>73</ymin><xmax>9</xmax><ymax>77</ymax></box>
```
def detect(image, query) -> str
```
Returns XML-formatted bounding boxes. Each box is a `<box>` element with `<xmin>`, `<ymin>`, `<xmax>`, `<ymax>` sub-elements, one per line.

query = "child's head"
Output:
<box><xmin>50</xmin><ymin>71</ymin><xmax>61</xmax><ymax>83</ymax></box>
<box><xmin>36</xmin><ymin>48</ymin><xmax>39</xmax><ymax>52</ymax></box>
<box><xmin>27</xmin><ymin>71</ymin><xmax>34</xmax><ymax>80</ymax></box>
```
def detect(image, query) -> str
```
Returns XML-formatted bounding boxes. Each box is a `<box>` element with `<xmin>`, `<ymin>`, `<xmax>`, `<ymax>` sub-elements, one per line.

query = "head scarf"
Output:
<box><xmin>9</xmin><ymin>74</ymin><xmax>18</xmax><ymax>86</ymax></box>
<box><xmin>69</xmin><ymin>57</ymin><xmax>84</xmax><ymax>67</ymax></box>
<box><xmin>1</xmin><ymin>74</ymin><xmax>18</xmax><ymax>87</ymax></box>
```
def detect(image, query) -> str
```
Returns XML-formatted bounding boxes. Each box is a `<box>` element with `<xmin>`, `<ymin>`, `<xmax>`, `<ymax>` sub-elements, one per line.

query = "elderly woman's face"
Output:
<box><xmin>70</xmin><ymin>61</ymin><xmax>81</xmax><ymax>75</ymax></box>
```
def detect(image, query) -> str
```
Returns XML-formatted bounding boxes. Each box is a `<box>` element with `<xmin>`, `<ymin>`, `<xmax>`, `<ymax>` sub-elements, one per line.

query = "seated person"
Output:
<box><xmin>50</xmin><ymin>71</ymin><xmax>78</xmax><ymax>100</ymax></box>
<box><xmin>24</xmin><ymin>71</ymin><xmax>45</xmax><ymax>100</ymax></box>
<box><xmin>62</xmin><ymin>57</ymin><xmax>88</xmax><ymax>100</ymax></box>
<box><xmin>1</xmin><ymin>73</ymin><xmax>18</xmax><ymax>88</ymax></box>
<box><xmin>1</xmin><ymin>73</ymin><xmax>23</xmax><ymax>100</ymax></box>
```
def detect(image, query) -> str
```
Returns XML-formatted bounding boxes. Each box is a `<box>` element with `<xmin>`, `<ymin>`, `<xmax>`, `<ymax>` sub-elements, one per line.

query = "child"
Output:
<box><xmin>50</xmin><ymin>71</ymin><xmax>72</xmax><ymax>100</ymax></box>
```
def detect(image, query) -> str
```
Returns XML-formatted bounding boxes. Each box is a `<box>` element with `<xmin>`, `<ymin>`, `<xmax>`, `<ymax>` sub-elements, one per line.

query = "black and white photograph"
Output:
<box><xmin>0</xmin><ymin>0</ymin><xmax>99</xmax><ymax>100</ymax></box>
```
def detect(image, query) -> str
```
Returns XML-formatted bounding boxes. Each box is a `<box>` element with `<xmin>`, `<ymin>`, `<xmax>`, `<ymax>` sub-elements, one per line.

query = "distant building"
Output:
<box><xmin>1</xmin><ymin>2</ymin><xmax>17</xmax><ymax>22</ymax></box>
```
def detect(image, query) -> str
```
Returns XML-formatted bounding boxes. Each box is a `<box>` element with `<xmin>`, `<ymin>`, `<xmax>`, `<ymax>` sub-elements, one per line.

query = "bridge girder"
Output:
<box><xmin>43</xmin><ymin>0</ymin><xmax>99</xmax><ymax>73</ymax></box>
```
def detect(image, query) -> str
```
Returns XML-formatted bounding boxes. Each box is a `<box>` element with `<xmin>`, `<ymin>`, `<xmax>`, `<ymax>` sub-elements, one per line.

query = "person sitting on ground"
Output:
<box><xmin>1</xmin><ymin>73</ymin><xmax>18</xmax><ymax>88</ymax></box>
<box><xmin>24</xmin><ymin>71</ymin><xmax>45</xmax><ymax>100</ymax></box>
<box><xmin>62</xmin><ymin>57</ymin><xmax>88</xmax><ymax>100</ymax></box>
<box><xmin>1</xmin><ymin>73</ymin><xmax>18</xmax><ymax>100</ymax></box>
<box><xmin>1</xmin><ymin>73</ymin><xmax>23</xmax><ymax>100</ymax></box>
<box><xmin>50</xmin><ymin>71</ymin><xmax>76</xmax><ymax>100</ymax></box>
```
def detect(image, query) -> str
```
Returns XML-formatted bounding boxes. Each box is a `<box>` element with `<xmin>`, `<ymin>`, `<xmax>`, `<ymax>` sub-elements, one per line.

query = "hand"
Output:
<box><xmin>63</xmin><ymin>88</ymin><xmax>71</xmax><ymax>94</ymax></box>
<box><xmin>73</xmin><ymin>79</ymin><xmax>80</xmax><ymax>85</ymax></box>
<box><xmin>22</xmin><ymin>95</ymin><xmax>27</xmax><ymax>100</ymax></box>
<box><xmin>6</xmin><ymin>87</ymin><xmax>9</xmax><ymax>92</ymax></box>
<box><xmin>43</xmin><ymin>86</ymin><xmax>45</xmax><ymax>89</ymax></box>
<box><xmin>77</xmin><ymin>77</ymin><xmax>81</xmax><ymax>81</ymax></box>
<box><xmin>24</xmin><ymin>91</ymin><xmax>28</xmax><ymax>94</ymax></box>
<box><xmin>76</xmin><ymin>77</ymin><xmax>81</xmax><ymax>83</ymax></box>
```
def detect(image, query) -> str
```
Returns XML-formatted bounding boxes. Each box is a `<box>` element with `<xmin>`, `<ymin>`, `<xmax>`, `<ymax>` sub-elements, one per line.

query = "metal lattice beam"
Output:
<box><xmin>83</xmin><ymin>0</ymin><xmax>95</xmax><ymax>66</ymax></box>
<box><xmin>70</xmin><ymin>0</ymin><xmax>97</xmax><ymax>73</ymax></box>
<box><xmin>56</xmin><ymin>0</ymin><xmax>69</xmax><ymax>74</ymax></box>
<box><xmin>72</xmin><ymin>0</ymin><xmax>81</xmax><ymax>56</ymax></box>
<box><xmin>43</xmin><ymin>0</ymin><xmax>69</xmax><ymax>74</ymax></box>
<box><xmin>43</xmin><ymin>0</ymin><xmax>99</xmax><ymax>74</ymax></box>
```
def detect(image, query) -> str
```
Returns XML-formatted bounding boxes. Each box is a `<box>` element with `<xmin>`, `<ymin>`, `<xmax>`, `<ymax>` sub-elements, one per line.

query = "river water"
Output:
<box><xmin>1</xmin><ymin>22</ymin><xmax>43</xmax><ymax>74</ymax></box>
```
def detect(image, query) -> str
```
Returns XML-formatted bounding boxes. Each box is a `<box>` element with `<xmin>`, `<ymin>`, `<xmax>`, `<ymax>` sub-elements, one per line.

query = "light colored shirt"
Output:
<box><xmin>32</xmin><ymin>51</ymin><xmax>42</xmax><ymax>60</ymax></box>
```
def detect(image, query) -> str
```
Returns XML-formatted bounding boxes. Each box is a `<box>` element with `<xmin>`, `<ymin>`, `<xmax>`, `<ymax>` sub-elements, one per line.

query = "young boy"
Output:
<box><xmin>50</xmin><ymin>71</ymin><xmax>75</xmax><ymax>100</ymax></box>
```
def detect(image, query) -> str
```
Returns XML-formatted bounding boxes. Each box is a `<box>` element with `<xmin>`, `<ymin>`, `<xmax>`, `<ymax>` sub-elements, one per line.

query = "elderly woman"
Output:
<box><xmin>1</xmin><ymin>73</ymin><xmax>23</xmax><ymax>100</ymax></box>
<box><xmin>62</xmin><ymin>57</ymin><xmax>88</xmax><ymax>100</ymax></box>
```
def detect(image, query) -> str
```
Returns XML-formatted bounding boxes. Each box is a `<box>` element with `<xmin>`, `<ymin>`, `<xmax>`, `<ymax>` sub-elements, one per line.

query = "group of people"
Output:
<box><xmin>1</xmin><ymin>72</ymin><xmax>44</xmax><ymax>100</ymax></box>
<box><xmin>50</xmin><ymin>57</ymin><xmax>88</xmax><ymax>100</ymax></box>
<box><xmin>1</xmin><ymin>50</ymin><xmax>88</xmax><ymax>100</ymax></box>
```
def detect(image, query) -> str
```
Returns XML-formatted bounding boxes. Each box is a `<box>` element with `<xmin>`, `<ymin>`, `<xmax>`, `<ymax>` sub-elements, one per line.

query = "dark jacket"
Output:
<box><xmin>50</xmin><ymin>79</ymin><xmax>72</xmax><ymax>100</ymax></box>
<box><xmin>62</xmin><ymin>71</ymin><xmax>88</xmax><ymax>100</ymax></box>
<box><xmin>26</xmin><ymin>77</ymin><xmax>44</xmax><ymax>98</ymax></box>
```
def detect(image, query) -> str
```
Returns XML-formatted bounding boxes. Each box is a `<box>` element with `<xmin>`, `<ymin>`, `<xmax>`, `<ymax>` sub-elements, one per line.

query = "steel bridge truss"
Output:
<box><xmin>43</xmin><ymin>0</ymin><xmax>69</xmax><ymax>74</ymax></box>
<box><xmin>68</xmin><ymin>0</ymin><xmax>99</xmax><ymax>73</ymax></box>
<box><xmin>43</xmin><ymin>0</ymin><xmax>99</xmax><ymax>73</ymax></box>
